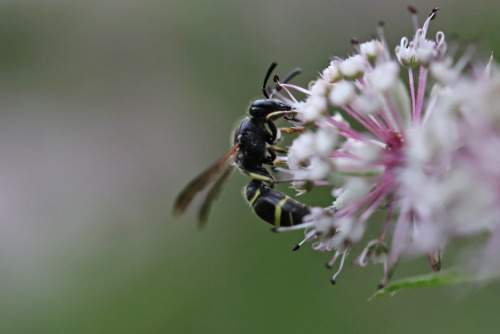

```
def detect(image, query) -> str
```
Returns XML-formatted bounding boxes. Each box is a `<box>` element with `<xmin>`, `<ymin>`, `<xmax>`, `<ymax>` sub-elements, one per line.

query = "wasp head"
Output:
<box><xmin>249</xmin><ymin>99</ymin><xmax>291</xmax><ymax>120</ymax></box>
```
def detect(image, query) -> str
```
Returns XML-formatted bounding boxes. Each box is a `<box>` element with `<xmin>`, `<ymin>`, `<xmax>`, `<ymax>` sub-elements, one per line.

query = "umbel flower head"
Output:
<box><xmin>270</xmin><ymin>7</ymin><xmax>500</xmax><ymax>287</ymax></box>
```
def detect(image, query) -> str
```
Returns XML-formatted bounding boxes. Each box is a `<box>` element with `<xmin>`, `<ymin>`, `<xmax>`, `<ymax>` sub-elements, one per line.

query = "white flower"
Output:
<box><xmin>333</xmin><ymin>178</ymin><xmax>370</xmax><ymax>210</ymax></box>
<box><xmin>315</xmin><ymin>126</ymin><xmax>338</xmax><ymax>155</ymax></box>
<box><xmin>360</xmin><ymin>40</ymin><xmax>385</xmax><ymax>60</ymax></box>
<box><xmin>351</xmin><ymin>92</ymin><xmax>379</xmax><ymax>114</ymax></box>
<box><xmin>366</xmin><ymin>61</ymin><xmax>399</xmax><ymax>92</ymax></box>
<box><xmin>287</xmin><ymin>132</ymin><xmax>317</xmax><ymax>168</ymax></box>
<box><xmin>322</xmin><ymin>61</ymin><xmax>342</xmax><ymax>82</ymax></box>
<box><xmin>269</xmin><ymin>7</ymin><xmax>500</xmax><ymax>287</ymax></box>
<box><xmin>329</xmin><ymin>80</ymin><xmax>356</xmax><ymax>106</ymax></box>
<box><xmin>301</xmin><ymin>95</ymin><xmax>327</xmax><ymax>122</ymax></box>
<box><xmin>339</xmin><ymin>54</ymin><xmax>367</xmax><ymax>78</ymax></box>
<box><xmin>395</xmin><ymin>37</ymin><xmax>417</xmax><ymax>68</ymax></box>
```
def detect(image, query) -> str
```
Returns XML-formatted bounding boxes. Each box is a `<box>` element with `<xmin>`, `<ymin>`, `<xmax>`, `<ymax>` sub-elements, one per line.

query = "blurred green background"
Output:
<box><xmin>0</xmin><ymin>0</ymin><xmax>499</xmax><ymax>333</ymax></box>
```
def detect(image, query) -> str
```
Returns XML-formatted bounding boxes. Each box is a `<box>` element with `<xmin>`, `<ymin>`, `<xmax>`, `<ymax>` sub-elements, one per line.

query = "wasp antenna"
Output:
<box><xmin>262</xmin><ymin>62</ymin><xmax>278</xmax><ymax>99</ymax></box>
<box><xmin>282</xmin><ymin>67</ymin><xmax>301</xmax><ymax>84</ymax></box>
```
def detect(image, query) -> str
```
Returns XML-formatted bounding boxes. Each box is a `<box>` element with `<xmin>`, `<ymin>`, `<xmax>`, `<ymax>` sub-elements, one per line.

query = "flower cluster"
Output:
<box><xmin>272</xmin><ymin>7</ymin><xmax>500</xmax><ymax>286</ymax></box>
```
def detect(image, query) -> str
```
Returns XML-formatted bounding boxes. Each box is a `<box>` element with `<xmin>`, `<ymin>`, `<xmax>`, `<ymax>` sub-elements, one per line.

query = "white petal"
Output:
<box><xmin>329</xmin><ymin>80</ymin><xmax>355</xmax><ymax>106</ymax></box>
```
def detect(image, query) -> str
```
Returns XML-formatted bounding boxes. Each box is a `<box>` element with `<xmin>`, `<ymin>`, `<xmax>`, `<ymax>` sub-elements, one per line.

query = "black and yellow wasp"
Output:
<box><xmin>172</xmin><ymin>63</ymin><xmax>308</xmax><ymax>227</ymax></box>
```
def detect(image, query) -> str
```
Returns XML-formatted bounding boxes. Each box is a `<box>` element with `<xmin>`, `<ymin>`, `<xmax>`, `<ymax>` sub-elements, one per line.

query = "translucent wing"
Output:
<box><xmin>197</xmin><ymin>164</ymin><xmax>234</xmax><ymax>228</ymax></box>
<box><xmin>173</xmin><ymin>144</ymin><xmax>238</xmax><ymax>220</ymax></box>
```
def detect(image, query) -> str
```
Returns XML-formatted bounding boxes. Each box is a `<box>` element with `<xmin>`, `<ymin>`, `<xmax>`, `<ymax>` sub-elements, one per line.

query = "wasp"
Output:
<box><xmin>173</xmin><ymin>63</ymin><xmax>302</xmax><ymax>227</ymax></box>
<box><xmin>244</xmin><ymin>179</ymin><xmax>310</xmax><ymax>227</ymax></box>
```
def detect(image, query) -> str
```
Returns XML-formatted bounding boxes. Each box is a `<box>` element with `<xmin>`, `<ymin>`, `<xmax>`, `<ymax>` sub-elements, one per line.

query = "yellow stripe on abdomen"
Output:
<box><xmin>248</xmin><ymin>189</ymin><xmax>260</xmax><ymax>207</ymax></box>
<box><xmin>274</xmin><ymin>197</ymin><xmax>288</xmax><ymax>226</ymax></box>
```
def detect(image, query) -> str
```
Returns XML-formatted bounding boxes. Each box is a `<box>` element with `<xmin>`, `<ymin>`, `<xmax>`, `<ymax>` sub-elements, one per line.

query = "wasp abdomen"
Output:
<box><xmin>245</xmin><ymin>180</ymin><xmax>310</xmax><ymax>227</ymax></box>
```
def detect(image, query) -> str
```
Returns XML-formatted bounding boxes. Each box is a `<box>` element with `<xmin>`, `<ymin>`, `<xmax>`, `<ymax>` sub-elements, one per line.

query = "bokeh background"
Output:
<box><xmin>0</xmin><ymin>0</ymin><xmax>499</xmax><ymax>333</ymax></box>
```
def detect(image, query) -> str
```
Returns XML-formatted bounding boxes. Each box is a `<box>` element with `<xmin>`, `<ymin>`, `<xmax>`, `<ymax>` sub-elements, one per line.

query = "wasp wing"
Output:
<box><xmin>173</xmin><ymin>144</ymin><xmax>238</xmax><ymax>218</ymax></box>
<box><xmin>197</xmin><ymin>164</ymin><xmax>234</xmax><ymax>228</ymax></box>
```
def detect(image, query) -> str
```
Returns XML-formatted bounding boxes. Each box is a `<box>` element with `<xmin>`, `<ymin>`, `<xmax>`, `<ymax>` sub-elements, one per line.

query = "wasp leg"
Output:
<box><xmin>269</xmin><ymin>145</ymin><xmax>287</xmax><ymax>154</ymax></box>
<box><xmin>266</xmin><ymin>119</ymin><xmax>277</xmax><ymax>143</ymax></box>
<box><xmin>262</xmin><ymin>146</ymin><xmax>277</xmax><ymax>166</ymax></box>
<box><xmin>266</xmin><ymin>110</ymin><xmax>298</xmax><ymax>121</ymax></box>
<box><xmin>278</xmin><ymin>127</ymin><xmax>305</xmax><ymax>134</ymax></box>
<box><xmin>242</xmin><ymin>167</ymin><xmax>275</xmax><ymax>188</ymax></box>
<box><xmin>247</xmin><ymin>172</ymin><xmax>274</xmax><ymax>184</ymax></box>
<box><xmin>264</xmin><ymin>144</ymin><xmax>288</xmax><ymax>164</ymax></box>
